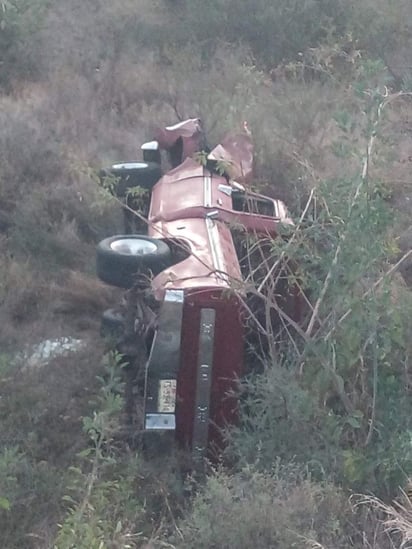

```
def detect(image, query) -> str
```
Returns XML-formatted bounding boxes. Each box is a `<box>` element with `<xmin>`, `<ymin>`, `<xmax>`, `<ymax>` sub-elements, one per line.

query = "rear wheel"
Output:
<box><xmin>96</xmin><ymin>235</ymin><xmax>171</xmax><ymax>289</ymax></box>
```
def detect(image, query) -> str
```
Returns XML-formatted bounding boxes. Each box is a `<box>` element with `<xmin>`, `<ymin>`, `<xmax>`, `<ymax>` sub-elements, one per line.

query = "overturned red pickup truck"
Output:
<box><xmin>97</xmin><ymin>119</ymin><xmax>299</xmax><ymax>462</ymax></box>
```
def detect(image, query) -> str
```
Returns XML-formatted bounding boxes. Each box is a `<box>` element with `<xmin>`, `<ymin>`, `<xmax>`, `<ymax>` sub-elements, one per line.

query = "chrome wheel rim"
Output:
<box><xmin>110</xmin><ymin>238</ymin><xmax>157</xmax><ymax>255</ymax></box>
<box><xmin>111</xmin><ymin>162</ymin><xmax>148</xmax><ymax>170</ymax></box>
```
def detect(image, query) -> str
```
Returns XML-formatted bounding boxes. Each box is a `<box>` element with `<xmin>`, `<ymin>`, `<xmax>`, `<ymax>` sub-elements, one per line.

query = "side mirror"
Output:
<box><xmin>141</xmin><ymin>141</ymin><xmax>161</xmax><ymax>164</ymax></box>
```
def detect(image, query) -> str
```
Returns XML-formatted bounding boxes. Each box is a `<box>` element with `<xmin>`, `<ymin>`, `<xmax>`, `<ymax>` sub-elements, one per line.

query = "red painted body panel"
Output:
<box><xmin>175</xmin><ymin>289</ymin><xmax>244</xmax><ymax>454</ymax></box>
<box><xmin>149</xmin><ymin>217</ymin><xmax>242</xmax><ymax>300</ymax></box>
<box><xmin>148</xmin><ymin>158</ymin><xmax>292</xmax><ymax>229</ymax></box>
<box><xmin>145</xmin><ymin>159</ymin><xmax>294</xmax><ymax>453</ymax></box>
<box><xmin>101</xmin><ymin>121</ymin><xmax>300</xmax><ymax>458</ymax></box>
<box><xmin>148</xmin><ymin>161</ymin><xmax>292</xmax><ymax>300</ymax></box>
<box><xmin>155</xmin><ymin>118</ymin><xmax>204</xmax><ymax>164</ymax></box>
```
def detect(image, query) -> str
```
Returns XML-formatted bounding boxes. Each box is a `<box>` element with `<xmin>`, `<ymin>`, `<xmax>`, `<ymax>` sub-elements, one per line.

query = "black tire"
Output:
<box><xmin>99</xmin><ymin>162</ymin><xmax>161</xmax><ymax>197</ymax></box>
<box><xmin>96</xmin><ymin>235</ymin><xmax>171</xmax><ymax>289</ymax></box>
<box><xmin>100</xmin><ymin>308</ymin><xmax>125</xmax><ymax>340</ymax></box>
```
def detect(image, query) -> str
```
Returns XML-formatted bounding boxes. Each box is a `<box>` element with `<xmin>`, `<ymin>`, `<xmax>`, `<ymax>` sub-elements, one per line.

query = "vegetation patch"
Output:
<box><xmin>0</xmin><ymin>1</ymin><xmax>411</xmax><ymax>547</ymax></box>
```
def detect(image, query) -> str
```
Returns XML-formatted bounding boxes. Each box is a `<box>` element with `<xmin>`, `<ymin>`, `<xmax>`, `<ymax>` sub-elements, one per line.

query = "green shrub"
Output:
<box><xmin>170</xmin><ymin>466</ymin><xmax>350</xmax><ymax>549</ymax></box>
<box><xmin>0</xmin><ymin>0</ymin><xmax>47</xmax><ymax>90</ymax></box>
<box><xmin>228</xmin><ymin>79</ymin><xmax>412</xmax><ymax>496</ymax></box>
<box><xmin>54</xmin><ymin>352</ymin><xmax>185</xmax><ymax>549</ymax></box>
<box><xmin>0</xmin><ymin>343</ymin><xmax>109</xmax><ymax>547</ymax></box>
<box><xmin>162</xmin><ymin>0</ymin><xmax>348</xmax><ymax>68</ymax></box>
<box><xmin>0</xmin><ymin>1</ymin><xmax>411</xmax><ymax>546</ymax></box>
<box><xmin>161</xmin><ymin>0</ymin><xmax>409</xmax><ymax>72</ymax></box>
<box><xmin>0</xmin><ymin>446</ymin><xmax>66</xmax><ymax>548</ymax></box>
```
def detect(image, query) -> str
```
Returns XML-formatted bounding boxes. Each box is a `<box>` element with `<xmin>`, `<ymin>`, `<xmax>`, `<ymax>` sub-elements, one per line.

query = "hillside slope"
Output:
<box><xmin>0</xmin><ymin>1</ymin><xmax>411</xmax><ymax>547</ymax></box>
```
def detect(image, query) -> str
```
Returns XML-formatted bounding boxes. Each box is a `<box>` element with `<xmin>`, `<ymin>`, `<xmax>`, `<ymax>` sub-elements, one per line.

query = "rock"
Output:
<box><xmin>16</xmin><ymin>337</ymin><xmax>85</xmax><ymax>370</ymax></box>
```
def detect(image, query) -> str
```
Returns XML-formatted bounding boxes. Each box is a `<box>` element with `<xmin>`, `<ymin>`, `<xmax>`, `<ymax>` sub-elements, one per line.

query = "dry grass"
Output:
<box><xmin>374</xmin><ymin>98</ymin><xmax>412</xmax><ymax>226</ymax></box>
<box><xmin>0</xmin><ymin>246</ymin><xmax>117</xmax><ymax>351</ymax></box>
<box><xmin>163</xmin><ymin>466</ymin><xmax>394</xmax><ymax>549</ymax></box>
<box><xmin>357</xmin><ymin>493</ymin><xmax>412</xmax><ymax>549</ymax></box>
<box><xmin>50</xmin><ymin>270</ymin><xmax>117</xmax><ymax>317</ymax></box>
<box><xmin>0</xmin><ymin>337</ymin><xmax>107</xmax><ymax>548</ymax></box>
<box><xmin>0</xmin><ymin>338</ymin><xmax>105</xmax><ymax>459</ymax></box>
<box><xmin>0</xmin><ymin>1</ymin><xmax>410</xmax><ymax>547</ymax></box>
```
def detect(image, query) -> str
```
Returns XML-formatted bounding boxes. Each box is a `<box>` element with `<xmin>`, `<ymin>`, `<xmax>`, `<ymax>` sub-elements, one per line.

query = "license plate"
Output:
<box><xmin>158</xmin><ymin>380</ymin><xmax>176</xmax><ymax>413</ymax></box>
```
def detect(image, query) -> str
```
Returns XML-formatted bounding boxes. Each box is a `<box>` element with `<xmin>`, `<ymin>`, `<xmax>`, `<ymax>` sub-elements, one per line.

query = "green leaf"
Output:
<box><xmin>346</xmin><ymin>415</ymin><xmax>361</xmax><ymax>429</ymax></box>
<box><xmin>333</xmin><ymin>110</ymin><xmax>352</xmax><ymax>133</ymax></box>
<box><xmin>334</xmin><ymin>374</ymin><xmax>345</xmax><ymax>396</ymax></box>
<box><xmin>62</xmin><ymin>495</ymin><xmax>76</xmax><ymax>504</ymax></box>
<box><xmin>0</xmin><ymin>497</ymin><xmax>11</xmax><ymax>511</ymax></box>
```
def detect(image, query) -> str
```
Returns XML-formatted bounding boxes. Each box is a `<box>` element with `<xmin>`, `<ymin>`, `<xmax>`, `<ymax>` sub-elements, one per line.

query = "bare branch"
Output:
<box><xmin>324</xmin><ymin>249</ymin><xmax>412</xmax><ymax>341</ymax></box>
<box><xmin>305</xmin><ymin>89</ymin><xmax>392</xmax><ymax>337</ymax></box>
<box><xmin>257</xmin><ymin>188</ymin><xmax>315</xmax><ymax>293</ymax></box>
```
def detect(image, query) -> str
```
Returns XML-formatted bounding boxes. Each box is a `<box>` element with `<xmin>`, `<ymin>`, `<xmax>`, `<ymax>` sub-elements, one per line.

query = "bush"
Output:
<box><xmin>0</xmin><ymin>447</ymin><xmax>65</xmax><ymax>549</ymax></box>
<box><xmin>169</xmin><ymin>466</ymin><xmax>350</xmax><ymax>549</ymax></box>
<box><xmin>0</xmin><ymin>340</ymin><xmax>108</xmax><ymax>548</ymax></box>
<box><xmin>0</xmin><ymin>89</ymin><xmax>125</xmax><ymax>269</ymax></box>
<box><xmin>227</xmin><ymin>80</ymin><xmax>412</xmax><ymax>496</ymax></box>
<box><xmin>162</xmin><ymin>0</ymin><xmax>348</xmax><ymax>68</ymax></box>
<box><xmin>0</xmin><ymin>0</ymin><xmax>47</xmax><ymax>90</ymax></box>
<box><xmin>0</xmin><ymin>1</ymin><xmax>411</xmax><ymax>546</ymax></box>
<box><xmin>54</xmin><ymin>353</ymin><xmax>186</xmax><ymax>549</ymax></box>
<box><xmin>161</xmin><ymin>0</ymin><xmax>409</xmax><ymax>73</ymax></box>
